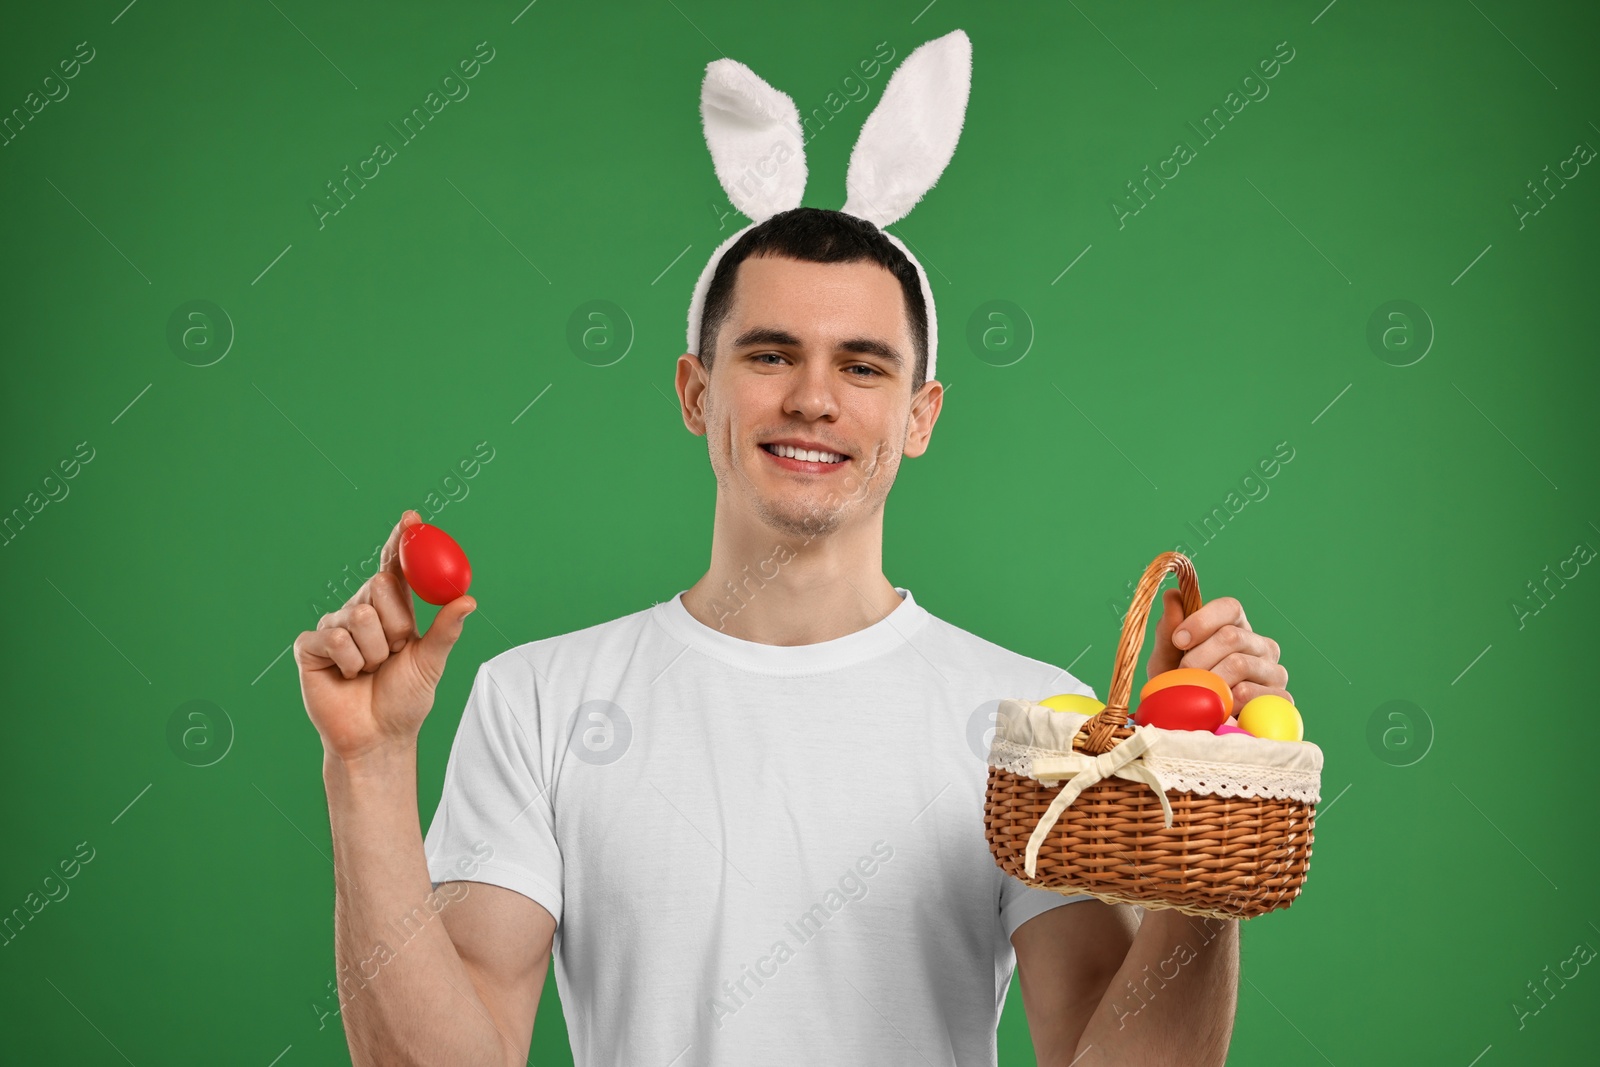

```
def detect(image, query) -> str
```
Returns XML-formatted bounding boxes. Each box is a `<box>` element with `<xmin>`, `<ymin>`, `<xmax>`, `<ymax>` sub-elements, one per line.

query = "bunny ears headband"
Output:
<box><xmin>685</xmin><ymin>29</ymin><xmax>973</xmax><ymax>384</ymax></box>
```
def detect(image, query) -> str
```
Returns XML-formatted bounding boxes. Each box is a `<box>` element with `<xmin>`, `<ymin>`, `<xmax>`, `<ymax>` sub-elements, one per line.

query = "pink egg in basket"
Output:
<box><xmin>1214</xmin><ymin>721</ymin><xmax>1253</xmax><ymax>736</ymax></box>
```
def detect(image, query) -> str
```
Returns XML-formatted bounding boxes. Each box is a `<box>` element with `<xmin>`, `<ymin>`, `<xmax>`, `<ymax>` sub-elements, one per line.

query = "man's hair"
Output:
<box><xmin>696</xmin><ymin>207</ymin><xmax>929</xmax><ymax>394</ymax></box>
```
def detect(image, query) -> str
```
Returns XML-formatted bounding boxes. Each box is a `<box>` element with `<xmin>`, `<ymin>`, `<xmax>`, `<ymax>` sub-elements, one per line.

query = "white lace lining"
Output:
<box><xmin>988</xmin><ymin>699</ymin><xmax>1323</xmax><ymax>804</ymax></box>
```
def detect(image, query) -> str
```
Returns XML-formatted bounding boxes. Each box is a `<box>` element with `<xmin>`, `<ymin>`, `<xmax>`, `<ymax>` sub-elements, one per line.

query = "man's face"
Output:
<box><xmin>678</xmin><ymin>253</ymin><xmax>942</xmax><ymax>542</ymax></box>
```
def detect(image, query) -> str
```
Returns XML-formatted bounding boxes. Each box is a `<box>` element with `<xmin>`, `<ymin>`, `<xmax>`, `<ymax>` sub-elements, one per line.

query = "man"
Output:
<box><xmin>295</xmin><ymin>207</ymin><xmax>1292</xmax><ymax>1066</ymax></box>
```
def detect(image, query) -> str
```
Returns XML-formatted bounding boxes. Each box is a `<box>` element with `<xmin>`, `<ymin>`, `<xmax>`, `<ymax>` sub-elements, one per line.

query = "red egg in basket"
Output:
<box><xmin>1133</xmin><ymin>684</ymin><xmax>1228</xmax><ymax>732</ymax></box>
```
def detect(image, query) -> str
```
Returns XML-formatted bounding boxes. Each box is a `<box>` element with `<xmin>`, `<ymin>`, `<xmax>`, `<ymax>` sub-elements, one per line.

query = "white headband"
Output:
<box><xmin>685</xmin><ymin>29</ymin><xmax>973</xmax><ymax>385</ymax></box>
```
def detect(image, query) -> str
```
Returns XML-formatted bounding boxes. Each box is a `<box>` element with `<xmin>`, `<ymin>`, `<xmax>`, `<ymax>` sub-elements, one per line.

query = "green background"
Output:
<box><xmin>3</xmin><ymin>0</ymin><xmax>1596</xmax><ymax>1063</ymax></box>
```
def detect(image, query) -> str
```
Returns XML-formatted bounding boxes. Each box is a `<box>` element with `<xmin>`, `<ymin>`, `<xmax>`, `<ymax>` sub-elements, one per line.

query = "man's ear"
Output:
<box><xmin>902</xmin><ymin>380</ymin><xmax>943</xmax><ymax>459</ymax></box>
<box><xmin>677</xmin><ymin>353</ymin><xmax>710</xmax><ymax>436</ymax></box>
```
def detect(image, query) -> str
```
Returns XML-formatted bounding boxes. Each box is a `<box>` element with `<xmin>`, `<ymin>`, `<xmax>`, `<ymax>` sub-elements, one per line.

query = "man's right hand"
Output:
<box><xmin>294</xmin><ymin>510</ymin><xmax>477</xmax><ymax>764</ymax></box>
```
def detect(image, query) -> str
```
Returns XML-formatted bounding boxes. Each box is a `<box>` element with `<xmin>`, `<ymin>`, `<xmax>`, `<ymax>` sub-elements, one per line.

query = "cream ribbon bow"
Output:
<box><xmin>1023</xmin><ymin>725</ymin><xmax>1175</xmax><ymax>880</ymax></box>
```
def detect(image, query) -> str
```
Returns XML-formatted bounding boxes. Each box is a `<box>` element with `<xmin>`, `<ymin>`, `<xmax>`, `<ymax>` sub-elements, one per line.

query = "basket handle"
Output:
<box><xmin>1073</xmin><ymin>551</ymin><xmax>1203</xmax><ymax>757</ymax></box>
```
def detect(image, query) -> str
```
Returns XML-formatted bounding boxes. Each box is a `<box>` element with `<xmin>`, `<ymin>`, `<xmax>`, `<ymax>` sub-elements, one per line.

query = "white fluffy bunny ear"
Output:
<box><xmin>700</xmin><ymin>58</ymin><xmax>808</xmax><ymax>223</ymax></box>
<box><xmin>841</xmin><ymin>29</ymin><xmax>972</xmax><ymax>227</ymax></box>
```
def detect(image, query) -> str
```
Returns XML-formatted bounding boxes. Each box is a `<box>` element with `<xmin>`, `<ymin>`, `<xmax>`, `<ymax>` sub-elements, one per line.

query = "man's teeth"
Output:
<box><xmin>765</xmin><ymin>443</ymin><xmax>845</xmax><ymax>463</ymax></box>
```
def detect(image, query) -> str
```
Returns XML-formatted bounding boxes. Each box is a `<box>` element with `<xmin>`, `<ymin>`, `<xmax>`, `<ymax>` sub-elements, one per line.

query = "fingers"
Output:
<box><xmin>1202</xmin><ymin>650</ymin><xmax>1289</xmax><ymax>696</ymax></box>
<box><xmin>1232</xmin><ymin>682</ymin><xmax>1294</xmax><ymax>709</ymax></box>
<box><xmin>294</xmin><ymin>510</ymin><xmax>428</xmax><ymax>684</ymax></box>
<box><xmin>1143</xmin><ymin>588</ymin><xmax>1184</xmax><ymax>678</ymax></box>
<box><xmin>412</xmin><ymin>595</ymin><xmax>478</xmax><ymax>688</ymax></box>
<box><xmin>310</xmin><ymin>604</ymin><xmax>389</xmax><ymax>675</ymax></box>
<box><xmin>342</xmin><ymin>603</ymin><xmax>391</xmax><ymax>672</ymax></box>
<box><xmin>379</xmin><ymin>509</ymin><xmax>422</xmax><ymax>591</ymax></box>
<box><xmin>1171</xmin><ymin>595</ymin><xmax>1248</xmax><ymax>651</ymax></box>
<box><xmin>368</xmin><ymin>570</ymin><xmax>420</xmax><ymax>650</ymax></box>
<box><xmin>1153</xmin><ymin>588</ymin><xmax>1183</xmax><ymax>644</ymax></box>
<box><xmin>294</xmin><ymin>626</ymin><xmax>365</xmax><ymax>680</ymax></box>
<box><xmin>305</xmin><ymin>598</ymin><xmax>396</xmax><ymax>680</ymax></box>
<box><xmin>1164</xmin><ymin>596</ymin><xmax>1291</xmax><ymax>710</ymax></box>
<box><xmin>1178</xmin><ymin>620</ymin><xmax>1277</xmax><ymax>672</ymax></box>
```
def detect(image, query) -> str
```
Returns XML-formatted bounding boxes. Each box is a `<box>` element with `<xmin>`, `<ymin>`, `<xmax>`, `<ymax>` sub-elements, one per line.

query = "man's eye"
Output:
<box><xmin>750</xmin><ymin>353</ymin><xmax>879</xmax><ymax>376</ymax></box>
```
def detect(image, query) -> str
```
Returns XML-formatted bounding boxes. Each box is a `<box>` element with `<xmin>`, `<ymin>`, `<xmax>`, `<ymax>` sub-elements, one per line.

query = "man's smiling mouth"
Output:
<box><xmin>759</xmin><ymin>441</ymin><xmax>850</xmax><ymax>470</ymax></box>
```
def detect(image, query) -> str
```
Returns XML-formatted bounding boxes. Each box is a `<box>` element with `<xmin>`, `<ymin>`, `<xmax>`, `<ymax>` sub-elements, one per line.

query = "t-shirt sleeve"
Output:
<box><xmin>423</xmin><ymin>658</ymin><xmax>563</xmax><ymax>929</ymax></box>
<box><xmin>999</xmin><ymin>874</ymin><xmax>1094</xmax><ymax>944</ymax></box>
<box><xmin>997</xmin><ymin>665</ymin><xmax>1097</xmax><ymax>942</ymax></box>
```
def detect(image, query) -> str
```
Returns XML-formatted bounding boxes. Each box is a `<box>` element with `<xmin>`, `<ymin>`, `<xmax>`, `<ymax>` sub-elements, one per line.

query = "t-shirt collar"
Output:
<box><xmin>651</xmin><ymin>585</ymin><xmax>930</xmax><ymax>674</ymax></box>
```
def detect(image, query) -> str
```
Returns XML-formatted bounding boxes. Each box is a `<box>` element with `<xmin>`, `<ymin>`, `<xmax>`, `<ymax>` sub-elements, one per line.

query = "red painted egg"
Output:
<box><xmin>1132</xmin><ymin>684</ymin><xmax>1227</xmax><ymax>731</ymax></box>
<box><xmin>399</xmin><ymin>523</ymin><xmax>473</xmax><ymax>606</ymax></box>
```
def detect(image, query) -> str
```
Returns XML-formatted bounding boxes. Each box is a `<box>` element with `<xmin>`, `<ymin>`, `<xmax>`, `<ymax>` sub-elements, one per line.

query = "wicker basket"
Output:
<box><xmin>984</xmin><ymin>551</ymin><xmax>1322</xmax><ymax>920</ymax></box>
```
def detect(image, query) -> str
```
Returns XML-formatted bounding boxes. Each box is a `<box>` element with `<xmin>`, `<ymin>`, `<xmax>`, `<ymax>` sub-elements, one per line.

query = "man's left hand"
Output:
<box><xmin>1146</xmin><ymin>589</ymin><xmax>1292</xmax><ymax>712</ymax></box>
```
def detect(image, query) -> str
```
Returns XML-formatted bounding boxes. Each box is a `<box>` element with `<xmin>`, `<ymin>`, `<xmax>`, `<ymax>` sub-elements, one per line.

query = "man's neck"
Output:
<box><xmin>681</xmin><ymin>516</ymin><xmax>904</xmax><ymax>645</ymax></box>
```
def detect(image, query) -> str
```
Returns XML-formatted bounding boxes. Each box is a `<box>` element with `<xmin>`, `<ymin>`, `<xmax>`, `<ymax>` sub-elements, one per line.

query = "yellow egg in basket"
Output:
<box><xmin>1037</xmin><ymin>693</ymin><xmax>1106</xmax><ymax>716</ymax></box>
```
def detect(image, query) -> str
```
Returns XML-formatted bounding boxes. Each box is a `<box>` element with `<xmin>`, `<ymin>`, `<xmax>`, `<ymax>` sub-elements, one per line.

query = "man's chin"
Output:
<box><xmin>749</xmin><ymin>494</ymin><xmax>844</xmax><ymax>540</ymax></box>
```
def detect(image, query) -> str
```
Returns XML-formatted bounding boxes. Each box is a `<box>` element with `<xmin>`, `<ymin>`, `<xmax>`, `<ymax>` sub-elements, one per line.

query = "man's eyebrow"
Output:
<box><xmin>731</xmin><ymin>326</ymin><xmax>905</xmax><ymax>369</ymax></box>
<box><xmin>837</xmin><ymin>337</ymin><xmax>904</xmax><ymax>368</ymax></box>
<box><xmin>731</xmin><ymin>326</ymin><xmax>803</xmax><ymax>349</ymax></box>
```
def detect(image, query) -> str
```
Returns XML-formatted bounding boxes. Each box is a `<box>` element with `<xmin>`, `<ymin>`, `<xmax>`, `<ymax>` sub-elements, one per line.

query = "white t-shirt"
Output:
<box><xmin>423</xmin><ymin>586</ymin><xmax>1095</xmax><ymax>1066</ymax></box>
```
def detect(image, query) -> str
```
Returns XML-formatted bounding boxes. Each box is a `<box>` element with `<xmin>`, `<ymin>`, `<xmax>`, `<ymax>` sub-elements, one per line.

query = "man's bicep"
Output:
<box><xmin>1011</xmin><ymin>898</ymin><xmax>1140</xmax><ymax>1063</ymax></box>
<box><xmin>438</xmin><ymin>881</ymin><xmax>557</xmax><ymax>1066</ymax></box>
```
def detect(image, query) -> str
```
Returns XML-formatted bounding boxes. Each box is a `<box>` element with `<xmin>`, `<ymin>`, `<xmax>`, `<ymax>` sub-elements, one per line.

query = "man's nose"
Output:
<box><xmin>783</xmin><ymin>362</ymin><xmax>841</xmax><ymax>420</ymax></box>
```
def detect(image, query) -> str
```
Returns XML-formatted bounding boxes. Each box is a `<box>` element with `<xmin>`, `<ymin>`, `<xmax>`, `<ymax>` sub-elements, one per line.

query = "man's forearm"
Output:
<box><xmin>323</xmin><ymin>745</ymin><xmax>507</xmax><ymax>1067</ymax></box>
<box><xmin>1066</xmin><ymin>907</ymin><xmax>1240</xmax><ymax>1067</ymax></box>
